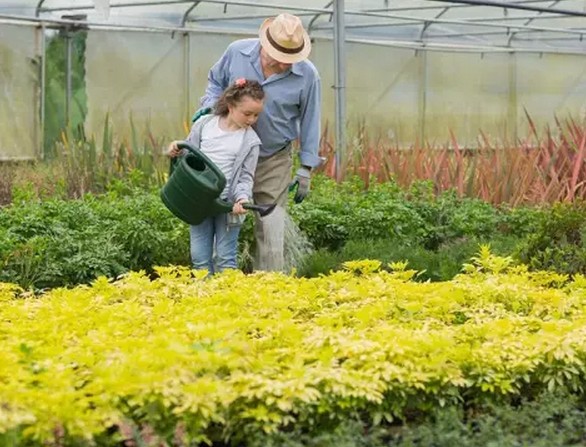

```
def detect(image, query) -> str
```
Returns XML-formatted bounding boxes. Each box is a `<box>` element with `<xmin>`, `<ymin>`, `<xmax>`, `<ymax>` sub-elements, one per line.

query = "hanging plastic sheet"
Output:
<box><xmin>0</xmin><ymin>23</ymin><xmax>39</xmax><ymax>160</ymax></box>
<box><xmin>187</xmin><ymin>32</ymin><xmax>249</xmax><ymax>117</ymax></box>
<box><xmin>425</xmin><ymin>52</ymin><xmax>511</xmax><ymax>146</ymax></box>
<box><xmin>315</xmin><ymin>40</ymin><xmax>422</xmax><ymax>146</ymax></box>
<box><xmin>85</xmin><ymin>29</ymin><xmax>186</xmax><ymax>147</ymax></box>
<box><xmin>516</xmin><ymin>53</ymin><xmax>586</xmax><ymax>138</ymax></box>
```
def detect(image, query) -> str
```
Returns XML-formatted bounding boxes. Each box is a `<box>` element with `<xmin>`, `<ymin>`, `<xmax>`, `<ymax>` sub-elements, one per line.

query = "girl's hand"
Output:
<box><xmin>232</xmin><ymin>199</ymin><xmax>248</xmax><ymax>215</ymax></box>
<box><xmin>166</xmin><ymin>141</ymin><xmax>181</xmax><ymax>158</ymax></box>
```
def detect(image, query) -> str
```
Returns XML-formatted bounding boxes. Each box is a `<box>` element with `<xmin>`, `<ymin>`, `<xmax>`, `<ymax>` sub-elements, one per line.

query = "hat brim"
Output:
<box><xmin>259</xmin><ymin>17</ymin><xmax>312</xmax><ymax>64</ymax></box>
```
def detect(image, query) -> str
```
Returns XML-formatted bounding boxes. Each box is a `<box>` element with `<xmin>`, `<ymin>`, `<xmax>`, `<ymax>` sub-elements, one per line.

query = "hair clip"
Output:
<box><xmin>234</xmin><ymin>78</ymin><xmax>247</xmax><ymax>87</ymax></box>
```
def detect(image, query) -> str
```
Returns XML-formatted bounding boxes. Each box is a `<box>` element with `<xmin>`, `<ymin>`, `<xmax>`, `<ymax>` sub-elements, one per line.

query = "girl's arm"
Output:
<box><xmin>234</xmin><ymin>144</ymin><xmax>260</xmax><ymax>202</ymax></box>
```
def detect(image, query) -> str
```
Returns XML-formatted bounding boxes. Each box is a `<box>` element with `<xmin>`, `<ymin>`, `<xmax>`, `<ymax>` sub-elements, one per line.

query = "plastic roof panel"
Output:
<box><xmin>0</xmin><ymin>0</ymin><xmax>585</xmax><ymax>53</ymax></box>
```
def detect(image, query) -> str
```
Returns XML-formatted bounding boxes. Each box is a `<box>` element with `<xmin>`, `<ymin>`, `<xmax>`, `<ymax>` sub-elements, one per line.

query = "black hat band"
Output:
<box><xmin>265</xmin><ymin>28</ymin><xmax>305</xmax><ymax>54</ymax></box>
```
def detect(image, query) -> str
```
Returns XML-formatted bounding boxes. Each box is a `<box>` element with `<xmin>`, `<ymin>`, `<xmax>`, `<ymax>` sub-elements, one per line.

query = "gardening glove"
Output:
<box><xmin>289</xmin><ymin>167</ymin><xmax>311</xmax><ymax>204</ymax></box>
<box><xmin>191</xmin><ymin>106</ymin><xmax>212</xmax><ymax>123</ymax></box>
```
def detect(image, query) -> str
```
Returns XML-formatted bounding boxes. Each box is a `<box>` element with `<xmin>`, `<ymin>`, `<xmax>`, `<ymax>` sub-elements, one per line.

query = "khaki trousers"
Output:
<box><xmin>252</xmin><ymin>147</ymin><xmax>292</xmax><ymax>272</ymax></box>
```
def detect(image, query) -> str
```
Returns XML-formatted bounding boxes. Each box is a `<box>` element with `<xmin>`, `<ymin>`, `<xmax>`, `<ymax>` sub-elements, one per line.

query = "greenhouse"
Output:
<box><xmin>3</xmin><ymin>2</ymin><xmax>586</xmax><ymax>447</ymax></box>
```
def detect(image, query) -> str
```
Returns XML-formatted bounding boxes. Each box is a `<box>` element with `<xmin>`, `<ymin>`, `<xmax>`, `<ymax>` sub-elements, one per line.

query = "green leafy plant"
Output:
<box><xmin>516</xmin><ymin>201</ymin><xmax>586</xmax><ymax>275</ymax></box>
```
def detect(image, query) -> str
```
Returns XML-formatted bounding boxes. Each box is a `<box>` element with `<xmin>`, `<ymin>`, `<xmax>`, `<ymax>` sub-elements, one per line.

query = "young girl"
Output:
<box><xmin>167</xmin><ymin>79</ymin><xmax>264</xmax><ymax>274</ymax></box>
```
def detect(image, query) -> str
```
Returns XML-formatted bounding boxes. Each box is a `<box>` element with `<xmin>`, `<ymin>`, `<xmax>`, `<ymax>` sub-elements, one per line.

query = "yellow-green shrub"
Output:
<box><xmin>1</xmin><ymin>254</ymin><xmax>586</xmax><ymax>445</ymax></box>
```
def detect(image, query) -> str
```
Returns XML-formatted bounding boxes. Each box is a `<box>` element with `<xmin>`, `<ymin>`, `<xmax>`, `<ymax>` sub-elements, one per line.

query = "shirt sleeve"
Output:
<box><xmin>185</xmin><ymin>118</ymin><xmax>205</xmax><ymax>147</ymax></box>
<box><xmin>199</xmin><ymin>47</ymin><xmax>232</xmax><ymax>108</ymax></box>
<box><xmin>235</xmin><ymin>143</ymin><xmax>260</xmax><ymax>202</ymax></box>
<box><xmin>298</xmin><ymin>75</ymin><xmax>323</xmax><ymax>169</ymax></box>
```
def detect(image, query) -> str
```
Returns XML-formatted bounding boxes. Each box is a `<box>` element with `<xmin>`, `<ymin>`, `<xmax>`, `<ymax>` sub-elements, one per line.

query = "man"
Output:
<box><xmin>193</xmin><ymin>13</ymin><xmax>322</xmax><ymax>272</ymax></box>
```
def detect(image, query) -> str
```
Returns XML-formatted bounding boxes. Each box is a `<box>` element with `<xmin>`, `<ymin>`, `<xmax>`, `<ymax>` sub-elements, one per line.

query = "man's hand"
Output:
<box><xmin>289</xmin><ymin>167</ymin><xmax>311</xmax><ymax>203</ymax></box>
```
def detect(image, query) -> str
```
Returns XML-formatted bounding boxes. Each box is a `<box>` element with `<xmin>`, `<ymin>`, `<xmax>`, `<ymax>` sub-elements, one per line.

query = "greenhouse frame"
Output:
<box><xmin>1</xmin><ymin>0</ymin><xmax>585</xmax><ymax>170</ymax></box>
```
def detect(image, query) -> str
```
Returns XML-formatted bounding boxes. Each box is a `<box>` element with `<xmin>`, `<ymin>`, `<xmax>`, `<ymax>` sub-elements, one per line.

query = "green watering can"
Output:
<box><xmin>160</xmin><ymin>142</ymin><xmax>276</xmax><ymax>226</ymax></box>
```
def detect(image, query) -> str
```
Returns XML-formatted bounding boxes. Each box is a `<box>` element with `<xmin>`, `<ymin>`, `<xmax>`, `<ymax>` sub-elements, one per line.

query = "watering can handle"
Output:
<box><xmin>176</xmin><ymin>141</ymin><xmax>199</xmax><ymax>156</ymax></box>
<box><xmin>168</xmin><ymin>141</ymin><xmax>228</xmax><ymax>194</ymax></box>
<box><xmin>169</xmin><ymin>141</ymin><xmax>200</xmax><ymax>176</ymax></box>
<box><xmin>242</xmin><ymin>202</ymin><xmax>277</xmax><ymax>217</ymax></box>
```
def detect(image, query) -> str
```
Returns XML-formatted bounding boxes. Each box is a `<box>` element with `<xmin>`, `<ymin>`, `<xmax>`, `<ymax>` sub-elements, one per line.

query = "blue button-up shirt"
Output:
<box><xmin>199</xmin><ymin>39</ymin><xmax>322</xmax><ymax>168</ymax></box>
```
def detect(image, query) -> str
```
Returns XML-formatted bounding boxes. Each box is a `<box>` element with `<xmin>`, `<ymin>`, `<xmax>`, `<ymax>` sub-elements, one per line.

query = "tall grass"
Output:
<box><xmin>1</xmin><ymin>114</ymin><xmax>585</xmax><ymax>206</ymax></box>
<box><xmin>319</xmin><ymin>114</ymin><xmax>586</xmax><ymax>205</ymax></box>
<box><xmin>56</xmin><ymin>115</ymin><xmax>170</xmax><ymax>196</ymax></box>
<box><xmin>0</xmin><ymin>118</ymin><xmax>169</xmax><ymax>205</ymax></box>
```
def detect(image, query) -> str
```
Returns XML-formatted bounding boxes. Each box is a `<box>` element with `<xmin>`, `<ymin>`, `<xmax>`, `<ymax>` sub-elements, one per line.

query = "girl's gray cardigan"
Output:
<box><xmin>185</xmin><ymin>114</ymin><xmax>261</xmax><ymax>204</ymax></box>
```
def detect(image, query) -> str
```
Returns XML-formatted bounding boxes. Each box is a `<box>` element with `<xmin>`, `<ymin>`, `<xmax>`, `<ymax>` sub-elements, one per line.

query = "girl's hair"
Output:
<box><xmin>214</xmin><ymin>79</ymin><xmax>265</xmax><ymax>116</ymax></box>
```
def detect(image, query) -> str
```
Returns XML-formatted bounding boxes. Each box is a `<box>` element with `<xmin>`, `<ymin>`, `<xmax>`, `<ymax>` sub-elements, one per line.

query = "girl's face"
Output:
<box><xmin>228</xmin><ymin>96</ymin><xmax>264</xmax><ymax>128</ymax></box>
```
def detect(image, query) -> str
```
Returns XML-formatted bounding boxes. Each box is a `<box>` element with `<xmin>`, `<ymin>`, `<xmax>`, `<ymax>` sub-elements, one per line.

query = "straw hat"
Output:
<box><xmin>259</xmin><ymin>13</ymin><xmax>311</xmax><ymax>64</ymax></box>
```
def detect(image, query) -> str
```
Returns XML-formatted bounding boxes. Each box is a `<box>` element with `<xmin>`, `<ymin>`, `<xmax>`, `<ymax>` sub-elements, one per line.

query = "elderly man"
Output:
<box><xmin>193</xmin><ymin>13</ymin><xmax>322</xmax><ymax>272</ymax></box>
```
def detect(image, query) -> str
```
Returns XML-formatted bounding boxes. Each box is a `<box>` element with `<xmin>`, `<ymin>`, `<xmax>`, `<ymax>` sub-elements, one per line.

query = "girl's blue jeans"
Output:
<box><xmin>189</xmin><ymin>214</ymin><xmax>240</xmax><ymax>274</ymax></box>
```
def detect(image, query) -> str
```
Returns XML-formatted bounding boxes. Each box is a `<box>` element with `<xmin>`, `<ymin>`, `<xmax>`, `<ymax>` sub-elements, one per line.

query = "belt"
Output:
<box><xmin>259</xmin><ymin>142</ymin><xmax>291</xmax><ymax>160</ymax></box>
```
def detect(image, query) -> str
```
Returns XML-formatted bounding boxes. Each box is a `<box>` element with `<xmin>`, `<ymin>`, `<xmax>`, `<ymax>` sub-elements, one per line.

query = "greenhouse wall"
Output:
<box><xmin>85</xmin><ymin>32</ymin><xmax>586</xmax><ymax>148</ymax></box>
<box><xmin>1</xmin><ymin>21</ymin><xmax>586</xmax><ymax>159</ymax></box>
<box><xmin>85</xmin><ymin>29</ymin><xmax>187</xmax><ymax>143</ymax></box>
<box><xmin>0</xmin><ymin>22</ymin><xmax>40</xmax><ymax>160</ymax></box>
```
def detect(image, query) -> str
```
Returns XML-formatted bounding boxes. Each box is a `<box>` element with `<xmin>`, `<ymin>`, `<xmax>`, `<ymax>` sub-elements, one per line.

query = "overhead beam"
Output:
<box><xmin>340</xmin><ymin>35</ymin><xmax>583</xmax><ymax>54</ymax></box>
<box><xmin>425</xmin><ymin>28</ymin><xmax>584</xmax><ymax>39</ymax></box>
<box><xmin>363</xmin><ymin>0</ymin><xmax>573</xmax><ymax>13</ymax></box>
<box><xmin>35</xmin><ymin>0</ymin><xmax>46</xmax><ymax>17</ymax></box>
<box><xmin>508</xmin><ymin>0</ymin><xmax>564</xmax><ymax>44</ymax></box>
<box><xmin>24</xmin><ymin>0</ymin><xmax>586</xmax><ymax>54</ymax></box>
<box><xmin>311</xmin><ymin>13</ymin><xmax>586</xmax><ymax>37</ymax></box>
<box><xmin>308</xmin><ymin>0</ymin><xmax>333</xmax><ymax>33</ymax></box>
<box><xmin>187</xmin><ymin>12</ymin><xmax>317</xmax><ymax>22</ymax></box>
<box><xmin>1</xmin><ymin>13</ymin><xmax>585</xmax><ymax>55</ymax></box>
<box><xmin>37</xmin><ymin>0</ymin><xmax>332</xmax><ymax>14</ymax></box>
<box><xmin>181</xmin><ymin>0</ymin><xmax>201</xmax><ymax>26</ymax></box>
<box><xmin>36</xmin><ymin>0</ymin><xmax>586</xmax><ymax>39</ymax></box>
<box><xmin>428</xmin><ymin>0</ymin><xmax>586</xmax><ymax>18</ymax></box>
<box><xmin>314</xmin><ymin>13</ymin><xmax>573</xmax><ymax>29</ymax></box>
<box><xmin>420</xmin><ymin>5</ymin><xmax>450</xmax><ymax>41</ymax></box>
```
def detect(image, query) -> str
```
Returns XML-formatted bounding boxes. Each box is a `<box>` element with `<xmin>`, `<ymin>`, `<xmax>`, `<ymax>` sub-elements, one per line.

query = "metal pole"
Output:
<box><xmin>35</xmin><ymin>0</ymin><xmax>46</xmax><ymax>17</ymax></box>
<box><xmin>181</xmin><ymin>0</ymin><xmax>202</xmax><ymax>27</ymax></box>
<box><xmin>184</xmin><ymin>32</ymin><xmax>191</xmax><ymax>121</ymax></box>
<box><xmin>508</xmin><ymin>53</ymin><xmax>518</xmax><ymax>142</ymax></box>
<box><xmin>338</xmin><ymin>36</ymin><xmax>585</xmax><ymax>55</ymax></box>
<box><xmin>507</xmin><ymin>0</ymin><xmax>563</xmax><ymax>46</ymax></box>
<box><xmin>40</xmin><ymin>23</ymin><xmax>46</xmax><ymax>159</ymax></box>
<box><xmin>364</xmin><ymin>0</ymin><xmax>560</xmax><ymax>13</ymax></box>
<box><xmin>40</xmin><ymin>0</ymin><xmax>331</xmax><ymax>15</ymax></box>
<box><xmin>418</xmin><ymin>51</ymin><xmax>427</xmax><ymax>145</ymax></box>
<box><xmin>333</xmin><ymin>0</ymin><xmax>346</xmax><ymax>181</ymax></box>
<box><xmin>308</xmin><ymin>11</ymin><xmax>586</xmax><ymax>37</ymax></box>
<box><xmin>65</xmin><ymin>30</ymin><xmax>72</xmax><ymax>128</ymax></box>
<box><xmin>308</xmin><ymin>0</ymin><xmax>334</xmax><ymax>33</ymax></box>
<box><xmin>192</xmin><ymin>12</ymin><xmax>318</xmax><ymax>22</ymax></box>
<box><xmin>317</xmin><ymin>12</ymin><xmax>571</xmax><ymax>30</ymax></box>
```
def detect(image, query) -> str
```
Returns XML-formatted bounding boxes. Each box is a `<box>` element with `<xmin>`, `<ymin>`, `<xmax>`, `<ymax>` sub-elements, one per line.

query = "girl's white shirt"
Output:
<box><xmin>200</xmin><ymin>115</ymin><xmax>246</xmax><ymax>197</ymax></box>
